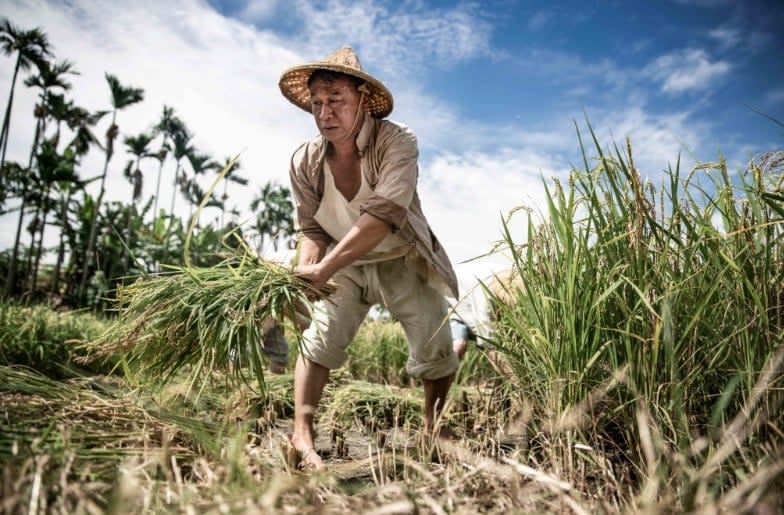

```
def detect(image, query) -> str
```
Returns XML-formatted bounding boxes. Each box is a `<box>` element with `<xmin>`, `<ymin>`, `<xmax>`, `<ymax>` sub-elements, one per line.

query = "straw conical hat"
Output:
<box><xmin>279</xmin><ymin>46</ymin><xmax>393</xmax><ymax>119</ymax></box>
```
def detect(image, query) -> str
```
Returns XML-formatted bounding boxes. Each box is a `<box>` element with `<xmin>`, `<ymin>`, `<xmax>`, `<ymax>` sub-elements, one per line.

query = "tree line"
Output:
<box><xmin>0</xmin><ymin>17</ymin><xmax>295</xmax><ymax>309</ymax></box>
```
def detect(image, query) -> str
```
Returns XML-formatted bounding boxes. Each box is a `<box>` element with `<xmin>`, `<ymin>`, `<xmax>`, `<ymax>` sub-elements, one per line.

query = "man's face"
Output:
<box><xmin>309</xmin><ymin>77</ymin><xmax>362</xmax><ymax>143</ymax></box>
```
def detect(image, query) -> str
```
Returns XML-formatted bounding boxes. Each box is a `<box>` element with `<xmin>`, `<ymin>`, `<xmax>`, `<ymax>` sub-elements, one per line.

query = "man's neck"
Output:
<box><xmin>327</xmin><ymin>139</ymin><xmax>358</xmax><ymax>160</ymax></box>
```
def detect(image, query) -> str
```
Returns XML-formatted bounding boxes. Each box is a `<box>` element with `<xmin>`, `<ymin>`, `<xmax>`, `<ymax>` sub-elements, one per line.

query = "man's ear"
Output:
<box><xmin>358</xmin><ymin>83</ymin><xmax>370</xmax><ymax>112</ymax></box>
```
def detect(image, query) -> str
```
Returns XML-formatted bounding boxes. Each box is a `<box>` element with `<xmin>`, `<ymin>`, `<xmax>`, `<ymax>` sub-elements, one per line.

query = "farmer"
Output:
<box><xmin>279</xmin><ymin>46</ymin><xmax>459</xmax><ymax>470</ymax></box>
<box><xmin>449</xmin><ymin>275</ymin><xmax>494</xmax><ymax>361</ymax></box>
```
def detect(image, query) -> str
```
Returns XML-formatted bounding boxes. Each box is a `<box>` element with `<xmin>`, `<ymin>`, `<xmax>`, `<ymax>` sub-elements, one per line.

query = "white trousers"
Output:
<box><xmin>301</xmin><ymin>256</ymin><xmax>458</xmax><ymax>380</ymax></box>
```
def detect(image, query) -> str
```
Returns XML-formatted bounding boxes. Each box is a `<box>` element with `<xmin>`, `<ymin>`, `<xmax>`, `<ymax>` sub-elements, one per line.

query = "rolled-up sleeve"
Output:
<box><xmin>289</xmin><ymin>144</ymin><xmax>332</xmax><ymax>244</ymax></box>
<box><xmin>359</xmin><ymin>126</ymin><xmax>418</xmax><ymax>231</ymax></box>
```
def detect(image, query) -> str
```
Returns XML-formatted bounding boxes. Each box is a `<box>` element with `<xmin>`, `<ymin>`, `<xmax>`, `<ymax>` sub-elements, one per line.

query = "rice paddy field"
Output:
<box><xmin>2</xmin><ymin>142</ymin><xmax>783</xmax><ymax>514</ymax></box>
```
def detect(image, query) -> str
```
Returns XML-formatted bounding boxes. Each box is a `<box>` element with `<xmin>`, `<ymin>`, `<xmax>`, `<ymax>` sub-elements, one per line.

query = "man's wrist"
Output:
<box><xmin>314</xmin><ymin>260</ymin><xmax>336</xmax><ymax>284</ymax></box>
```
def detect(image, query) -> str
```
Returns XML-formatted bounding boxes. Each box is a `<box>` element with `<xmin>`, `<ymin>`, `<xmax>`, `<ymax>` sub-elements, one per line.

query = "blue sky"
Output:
<box><xmin>211</xmin><ymin>0</ymin><xmax>784</xmax><ymax>158</ymax></box>
<box><xmin>1</xmin><ymin>0</ymin><xmax>782</xmax><ymax>281</ymax></box>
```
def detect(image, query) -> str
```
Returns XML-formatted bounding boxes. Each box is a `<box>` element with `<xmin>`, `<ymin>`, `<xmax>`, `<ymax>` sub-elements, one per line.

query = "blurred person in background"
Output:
<box><xmin>449</xmin><ymin>269</ymin><xmax>516</xmax><ymax>378</ymax></box>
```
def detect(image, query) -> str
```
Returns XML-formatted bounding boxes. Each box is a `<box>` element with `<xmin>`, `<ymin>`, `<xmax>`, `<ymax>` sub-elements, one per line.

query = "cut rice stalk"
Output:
<box><xmin>80</xmin><ymin>251</ymin><xmax>333</xmax><ymax>399</ymax></box>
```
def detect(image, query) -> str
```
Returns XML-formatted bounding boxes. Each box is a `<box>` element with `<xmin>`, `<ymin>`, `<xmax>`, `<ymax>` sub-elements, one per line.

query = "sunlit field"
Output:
<box><xmin>2</xmin><ymin>133</ymin><xmax>782</xmax><ymax>514</ymax></box>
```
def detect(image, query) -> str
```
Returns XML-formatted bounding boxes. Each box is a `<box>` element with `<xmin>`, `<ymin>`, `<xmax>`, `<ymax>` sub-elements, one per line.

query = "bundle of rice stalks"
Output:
<box><xmin>323</xmin><ymin>380</ymin><xmax>423</xmax><ymax>432</ymax></box>
<box><xmin>80</xmin><ymin>252</ymin><xmax>334</xmax><ymax>398</ymax></box>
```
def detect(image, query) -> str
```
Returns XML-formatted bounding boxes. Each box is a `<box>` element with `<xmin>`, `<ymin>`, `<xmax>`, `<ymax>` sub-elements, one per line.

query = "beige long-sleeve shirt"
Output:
<box><xmin>289</xmin><ymin>115</ymin><xmax>459</xmax><ymax>298</ymax></box>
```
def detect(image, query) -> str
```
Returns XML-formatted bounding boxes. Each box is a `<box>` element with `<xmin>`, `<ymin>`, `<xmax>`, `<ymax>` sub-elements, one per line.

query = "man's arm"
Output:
<box><xmin>294</xmin><ymin>213</ymin><xmax>390</xmax><ymax>288</ymax></box>
<box><xmin>297</xmin><ymin>236</ymin><xmax>328</xmax><ymax>266</ymax></box>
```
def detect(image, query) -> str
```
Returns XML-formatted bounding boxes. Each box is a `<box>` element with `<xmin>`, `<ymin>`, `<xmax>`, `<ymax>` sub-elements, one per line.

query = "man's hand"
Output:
<box><xmin>293</xmin><ymin>263</ymin><xmax>331</xmax><ymax>297</ymax></box>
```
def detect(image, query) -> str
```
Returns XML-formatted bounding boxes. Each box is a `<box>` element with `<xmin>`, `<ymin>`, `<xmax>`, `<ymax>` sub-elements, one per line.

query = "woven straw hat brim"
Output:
<box><xmin>279</xmin><ymin>63</ymin><xmax>394</xmax><ymax>119</ymax></box>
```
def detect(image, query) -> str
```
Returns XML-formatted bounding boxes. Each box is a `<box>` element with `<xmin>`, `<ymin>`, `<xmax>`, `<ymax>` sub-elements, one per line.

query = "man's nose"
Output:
<box><xmin>318</xmin><ymin>103</ymin><xmax>332</xmax><ymax>120</ymax></box>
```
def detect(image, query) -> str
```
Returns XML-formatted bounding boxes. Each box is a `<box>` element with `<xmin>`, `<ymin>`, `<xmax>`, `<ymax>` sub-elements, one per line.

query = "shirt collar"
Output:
<box><xmin>355</xmin><ymin>113</ymin><xmax>374</xmax><ymax>157</ymax></box>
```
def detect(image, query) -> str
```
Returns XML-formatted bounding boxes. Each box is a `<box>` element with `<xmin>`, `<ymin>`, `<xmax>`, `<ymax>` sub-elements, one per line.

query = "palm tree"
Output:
<box><xmin>217</xmin><ymin>156</ymin><xmax>247</xmax><ymax>228</ymax></box>
<box><xmin>27</xmin><ymin>141</ymin><xmax>78</xmax><ymax>294</ymax></box>
<box><xmin>185</xmin><ymin>150</ymin><xmax>218</xmax><ymax>223</ymax></box>
<box><xmin>77</xmin><ymin>73</ymin><xmax>144</xmax><ymax>302</ymax></box>
<box><xmin>250</xmin><ymin>182</ymin><xmax>295</xmax><ymax>253</ymax></box>
<box><xmin>25</xmin><ymin>60</ymin><xmax>78</xmax><ymax>137</ymax></box>
<box><xmin>168</xmin><ymin>128</ymin><xmax>192</xmax><ymax>218</ymax></box>
<box><xmin>0</xmin><ymin>17</ymin><xmax>51</xmax><ymax>184</ymax></box>
<box><xmin>150</xmin><ymin>105</ymin><xmax>185</xmax><ymax>218</ymax></box>
<box><xmin>20</xmin><ymin>61</ymin><xmax>78</xmax><ymax>290</ymax></box>
<box><xmin>49</xmin><ymin>102</ymin><xmax>104</xmax><ymax>299</ymax></box>
<box><xmin>4</xmin><ymin>59</ymin><xmax>75</xmax><ymax>295</ymax></box>
<box><xmin>121</xmin><ymin>132</ymin><xmax>154</xmax><ymax>274</ymax></box>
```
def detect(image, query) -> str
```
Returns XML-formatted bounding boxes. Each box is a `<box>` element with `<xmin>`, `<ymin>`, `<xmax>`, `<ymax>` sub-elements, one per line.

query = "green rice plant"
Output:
<box><xmin>0</xmin><ymin>301</ymin><xmax>110</xmax><ymax>377</ymax></box>
<box><xmin>489</xmin><ymin>121</ymin><xmax>783</xmax><ymax>508</ymax></box>
<box><xmin>346</xmin><ymin>319</ymin><xmax>410</xmax><ymax>385</ymax></box>
<box><xmin>79</xmin><ymin>252</ymin><xmax>332</xmax><ymax>400</ymax></box>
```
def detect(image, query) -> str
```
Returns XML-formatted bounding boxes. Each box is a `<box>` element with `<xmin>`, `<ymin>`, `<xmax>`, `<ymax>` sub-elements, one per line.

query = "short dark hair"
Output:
<box><xmin>307</xmin><ymin>69</ymin><xmax>364</xmax><ymax>89</ymax></box>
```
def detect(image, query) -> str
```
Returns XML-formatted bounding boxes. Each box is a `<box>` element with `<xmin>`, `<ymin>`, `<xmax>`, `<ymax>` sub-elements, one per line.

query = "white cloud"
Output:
<box><xmin>708</xmin><ymin>26</ymin><xmax>742</xmax><ymax>50</ymax></box>
<box><xmin>588</xmin><ymin>106</ymin><xmax>704</xmax><ymax>178</ymax></box>
<box><xmin>504</xmin><ymin>48</ymin><xmax>635</xmax><ymax>103</ymax></box>
<box><xmin>290</xmin><ymin>0</ymin><xmax>492</xmax><ymax>77</ymax></box>
<box><xmin>240</xmin><ymin>0</ymin><xmax>282</xmax><ymax>22</ymax></box>
<box><xmin>419</xmin><ymin>147</ymin><xmax>570</xmax><ymax>278</ymax></box>
<box><xmin>645</xmin><ymin>49</ymin><xmax>732</xmax><ymax>94</ymax></box>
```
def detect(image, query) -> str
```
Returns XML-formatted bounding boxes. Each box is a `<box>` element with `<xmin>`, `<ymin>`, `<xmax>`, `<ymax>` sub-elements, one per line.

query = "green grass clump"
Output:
<box><xmin>341</xmin><ymin>318</ymin><xmax>498</xmax><ymax>386</ymax></box>
<box><xmin>0</xmin><ymin>301</ymin><xmax>110</xmax><ymax>377</ymax></box>
<box><xmin>345</xmin><ymin>320</ymin><xmax>410</xmax><ymax>384</ymax></box>
<box><xmin>324</xmin><ymin>379</ymin><xmax>423</xmax><ymax>431</ymax></box>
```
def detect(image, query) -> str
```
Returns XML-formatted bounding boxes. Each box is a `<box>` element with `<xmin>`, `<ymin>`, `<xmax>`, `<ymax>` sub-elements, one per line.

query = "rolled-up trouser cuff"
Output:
<box><xmin>407</xmin><ymin>349</ymin><xmax>459</xmax><ymax>380</ymax></box>
<box><xmin>299</xmin><ymin>327</ymin><xmax>348</xmax><ymax>370</ymax></box>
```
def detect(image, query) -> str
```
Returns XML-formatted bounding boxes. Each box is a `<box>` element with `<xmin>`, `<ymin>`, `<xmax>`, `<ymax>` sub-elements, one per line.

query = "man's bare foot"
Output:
<box><xmin>297</xmin><ymin>447</ymin><xmax>325</xmax><ymax>471</ymax></box>
<box><xmin>269</xmin><ymin>361</ymin><xmax>287</xmax><ymax>374</ymax></box>
<box><xmin>290</xmin><ymin>432</ymin><xmax>325</xmax><ymax>471</ymax></box>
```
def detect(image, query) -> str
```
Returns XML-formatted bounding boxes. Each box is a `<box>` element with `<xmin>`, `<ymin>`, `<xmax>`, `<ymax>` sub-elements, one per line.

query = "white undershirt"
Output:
<box><xmin>313</xmin><ymin>161</ymin><xmax>411</xmax><ymax>264</ymax></box>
